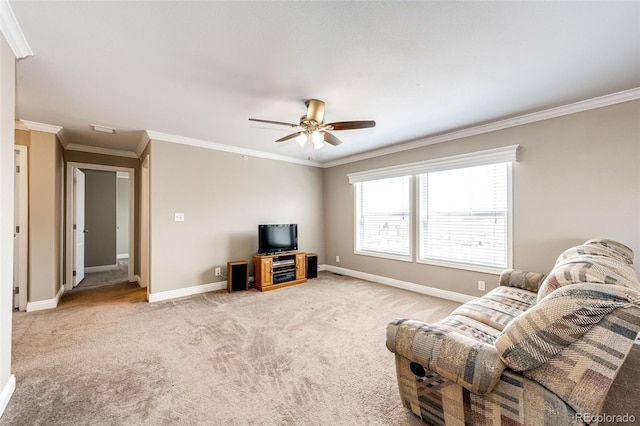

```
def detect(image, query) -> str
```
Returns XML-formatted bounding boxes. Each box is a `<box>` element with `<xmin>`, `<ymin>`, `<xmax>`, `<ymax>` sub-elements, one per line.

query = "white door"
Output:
<box><xmin>14</xmin><ymin>146</ymin><xmax>28</xmax><ymax>311</ymax></box>
<box><xmin>74</xmin><ymin>168</ymin><xmax>86</xmax><ymax>286</ymax></box>
<box><xmin>13</xmin><ymin>151</ymin><xmax>20</xmax><ymax>308</ymax></box>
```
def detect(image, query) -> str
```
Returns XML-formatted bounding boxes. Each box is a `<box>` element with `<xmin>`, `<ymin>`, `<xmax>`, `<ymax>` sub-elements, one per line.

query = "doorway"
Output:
<box><xmin>65</xmin><ymin>163</ymin><xmax>136</xmax><ymax>291</ymax></box>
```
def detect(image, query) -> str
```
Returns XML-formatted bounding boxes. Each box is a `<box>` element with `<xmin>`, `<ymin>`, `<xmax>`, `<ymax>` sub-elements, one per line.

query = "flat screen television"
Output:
<box><xmin>258</xmin><ymin>224</ymin><xmax>298</xmax><ymax>254</ymax></box>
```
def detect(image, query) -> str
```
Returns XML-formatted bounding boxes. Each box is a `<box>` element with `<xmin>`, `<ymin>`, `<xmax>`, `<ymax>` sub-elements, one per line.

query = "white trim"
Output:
<box><xmin>134</xmin><ymin>274</ymin><xmax>142</xmax><ymax>287</ymax></box>
<box><xmin>347</xmin><ymin>144</ymin><xmax>519</xmax><ymax>184</ymax></box>
<box><xmin>65</xmin><ymin>163</ymin><xmax>136</xmax><ymax>291</ymax></box>
<box><xmin>148</xmin><ymin>281</ymin><xmax>227</xmax><ymax>303</ymax></box>
<box><xmin>26</xmin><ymin>284</ymin><xmax>64</xmax><ymax>312</ymax></box>
<box><xmin>64</xmin><ymin>143</ymin><xmax>139</xmax><ymax>159</ymax></box>
<box><xmin>323</xmin><ymin>265</ymin><xmax>475</xmax><ymax>304</ymax></box>
<box><xmin>0</xmin><ymin>0</ymin><xmax>32</xmax><ymax>59</ymax></box>
<box><xmin>146</xmin><ymin>130</ymin><xmax>323</xmax><ymax>168</ymax></box>
<box><xmin>84</xmin><ymin>263</ymin><xmax>119</xmax><ymax>273</ymax></box>
<box><xmin>324</xmin><ymin>88</ymin><xmax>640</xmax><ymax>168</ymax></box>
<box><xmin>117</xmin><ymin>253</ymin><xmax>128</xmax><ymax>260</ymax></box>
<box><xmin>18</xmin><ymin>120</ymin><xmax>62</xmax><ymax>134</ymax></box>
<box><xmin>0</xmin><ymin>374</ymin><xmax>16</xmax><ymax>418</ymax></box>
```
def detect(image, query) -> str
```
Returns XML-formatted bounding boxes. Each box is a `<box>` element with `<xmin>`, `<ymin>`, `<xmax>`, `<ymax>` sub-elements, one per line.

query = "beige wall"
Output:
<box><xmin>0</xmin><ymin>32</ymin><xmax>16</xmax><ymax>405</ymax></box>
<box><xmin>19</xmin><ymin>130</ymin><xmax>64</xmax><ymax>302</ymax></box>
<box><xmin>83</xmin><ymin>169</ymin><xmax>117</xmax><ymax>267</ymax></box>
<box><xmin>148</xmin><ymin>140</ymin><xmax>325</xmax><ymax>294</ymax></box>
<box><xmin>324</xmin><ymin>100</ymin><xmax>640</xmax><ymax>296</ymax></box>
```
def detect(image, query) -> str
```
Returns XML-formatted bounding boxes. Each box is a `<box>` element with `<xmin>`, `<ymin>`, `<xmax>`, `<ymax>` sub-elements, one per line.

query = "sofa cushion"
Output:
<box><xmin>584</xmin><ymin>238</ymin><xmax>634</xmax><ymax>265</ymax></box>
<box><xmin>447</xmin><ymin>286</ymin><xmax>538</xmax><ymax>334</ymax></box>
<box><xmin>537</xmin><ymin>254</ymin><xmax>640</xmax><ymax>301</ymax></box>
<box><xmin>499</xmin><ymin>269</ymin><xmax>545</xmax><ymax>292</ymax></box>
<box><xmin>496</xmin><ymin>283</ymin><xmax>639</xmax><ymax>371</ymax></box>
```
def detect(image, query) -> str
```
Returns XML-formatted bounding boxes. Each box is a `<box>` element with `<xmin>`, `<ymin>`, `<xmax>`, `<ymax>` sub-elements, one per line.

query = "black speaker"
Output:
<box><xmin>306</xmin><ymin>253</ymin><xmax>318</xmax><ymax>279</ymax></box>
<box><xmin>227</xmin><ymin>261</ymin><xmax>248</xmax><ymax>292</ymax></box>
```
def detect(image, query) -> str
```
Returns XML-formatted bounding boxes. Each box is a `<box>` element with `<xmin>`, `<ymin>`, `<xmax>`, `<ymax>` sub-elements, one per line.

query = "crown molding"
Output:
<box><xmin>18</xmin><ymin>120</ymin><xmax>62</xmax><ymax>134</ymax></box>
<box><xmin>14</xmin><ymin>119</ymin><xmax>28</xmax><ymax>131</ymax></box>
<box><xmin>322</xmin><ymin>87</ymin><xmax>640</xmax><ymax>168</ymax></box>
<box><xmin>146</xmin><ymin>130</ymin><xmax>323</xmax><ymax>168</ymax></box>
<box><xmin>64</xmin><ymin>143</ymin><xmax>139</xmax><ymax>159</ymax></box>
<box><xmin>0</xmin><ymin>0</ymin><xmax>32</xmax><ymax>59</ymax></box>
<box><xmin>136</xmin><ymin>132</ymin><xmax>150</xmax><ymax>157</ymax></box>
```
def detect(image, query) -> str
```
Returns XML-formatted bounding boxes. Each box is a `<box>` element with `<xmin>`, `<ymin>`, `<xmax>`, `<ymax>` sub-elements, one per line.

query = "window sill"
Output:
<box><xmin>417</xmin><ymin>258</ymin><xmax>505</xmax><ymax>275</ymax></box>
<box><xmin>354</xmin><ymin>250</ymin><xmax>412</xmax><ymax>263</ymax></box>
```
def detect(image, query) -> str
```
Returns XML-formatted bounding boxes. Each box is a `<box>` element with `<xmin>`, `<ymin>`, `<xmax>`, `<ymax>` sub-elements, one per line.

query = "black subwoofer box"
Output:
<box><xmin>227</xmin><ymin>260</ymin><xmax>248</xmax><ymax>292</ymax></box>
<box><xmin>306</xmin><ymin>253</ymin><xmax>318</xmax><ymax>279</ymax></box>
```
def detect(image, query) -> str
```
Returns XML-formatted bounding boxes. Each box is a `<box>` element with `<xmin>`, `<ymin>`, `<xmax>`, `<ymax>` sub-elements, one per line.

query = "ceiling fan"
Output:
<box><xmin>249</xmin><ymin>99</ymin><xmax>375</xmax><ymax>149</ymax></box>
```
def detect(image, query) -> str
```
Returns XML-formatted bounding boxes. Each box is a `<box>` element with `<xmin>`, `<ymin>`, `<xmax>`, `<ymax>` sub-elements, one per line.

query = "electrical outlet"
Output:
<box><xmin>478</xmin><ymin>280</ymin><xmax>485</xmax><ymax>291</ymax></box>
<box><xmin>215</xmin><ymin>267</ymin><xmax>221</xmax><ymax>276</ymax></box>
<box><xmin>174</xmin><ymin>212</ymin><xmax>185</xmax><ymax>222</ymax></box>
<box><xmin>335</xmin><ymin>255</ymin><xmax>340</xmax><ymax>263</ymax></box>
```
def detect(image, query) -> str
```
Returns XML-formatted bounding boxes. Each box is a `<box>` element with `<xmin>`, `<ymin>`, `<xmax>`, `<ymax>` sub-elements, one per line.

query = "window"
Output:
<box><xmin>348</xmin><ymin>145</ymin><xmax>517</xmax><ymax>273</ymax></box>
<box><xmin>418</xmin><ymin>163</ymin><xmax>510</xmax><ymax>272</ymax></box>
<box><xmin>355</xmin><ymin>176</ymin><xmax>411</xmax><ymax>260</ymax></box>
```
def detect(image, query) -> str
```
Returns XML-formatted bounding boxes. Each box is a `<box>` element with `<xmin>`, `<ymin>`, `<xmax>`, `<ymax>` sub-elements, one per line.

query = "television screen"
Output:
<box><xmin>258</xmin><ymin>224</ymin><xmax>297</xmax><ymax>254</ymax></box>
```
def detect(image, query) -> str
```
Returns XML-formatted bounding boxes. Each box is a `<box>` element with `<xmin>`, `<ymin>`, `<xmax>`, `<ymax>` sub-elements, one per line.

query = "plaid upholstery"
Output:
<box><xmin>387</xmin><ymin>319</ymin><xmax>505</xmax><ymax>394</ymax></box>
<box><xmin>584</xmin><ymin>239</ymin><xmax>634</xmax><ymax>265</ymax></box>
<box><xmin>499</xmin><ymin>268</ymin><xmax>546</xmax><ymax>292</ymax></box>
<box><xmin>537</xmin><ymin>254</ymin><xmax>639</xmax><ymax>301</ymax></box>
<box><xmin>496</xmin><ymin>284</ymin><xmax>640</xmax><ymax>371</ymax></box>
<box><xmin>387</xmin><ymin>239</ymin><xmax>640</xmax><ymax>425</ymax></box>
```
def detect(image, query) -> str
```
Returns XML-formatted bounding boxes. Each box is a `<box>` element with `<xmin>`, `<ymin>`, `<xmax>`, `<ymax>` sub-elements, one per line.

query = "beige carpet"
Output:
<box><xmin>74</xmin><ymin>259</ymin><xmax>129</xmax><ymax>290</ymax></box>
<box><xmin>3</xmin><ymin>272</ymin><xmax>460</xmax><ymax>425</ymax></box>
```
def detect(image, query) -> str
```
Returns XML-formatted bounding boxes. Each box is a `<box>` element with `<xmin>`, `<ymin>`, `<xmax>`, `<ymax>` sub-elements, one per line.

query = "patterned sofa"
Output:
<box><xmin>386</xmin><ymin>239</ymin><xmax>640</xmax><ymax>425</ymax></box>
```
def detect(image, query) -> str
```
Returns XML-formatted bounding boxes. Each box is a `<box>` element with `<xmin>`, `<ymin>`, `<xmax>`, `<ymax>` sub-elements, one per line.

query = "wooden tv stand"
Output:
<box><xmin>253</xmin><ymin>252</ymin><xmax>306</xmax><ymax>291</ymax></box>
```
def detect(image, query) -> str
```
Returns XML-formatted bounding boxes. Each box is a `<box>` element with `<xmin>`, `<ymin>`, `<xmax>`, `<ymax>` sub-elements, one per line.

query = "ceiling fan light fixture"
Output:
<box><xmin>295</xmin><ymin>132</ymin><xmax>308</xmax><ymax>147</ymax></box>
<box><xmin>311</xmin><ymin>131</ymin><xmax>324</xmax><ymax>149</ymax></box>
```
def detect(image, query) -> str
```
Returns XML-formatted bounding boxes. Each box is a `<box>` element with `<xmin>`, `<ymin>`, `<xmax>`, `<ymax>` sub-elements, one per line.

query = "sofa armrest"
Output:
<box><xmin>387</xmin><ymin>318</ymin><xmax>506</xmax><ymax>394</ymax></box>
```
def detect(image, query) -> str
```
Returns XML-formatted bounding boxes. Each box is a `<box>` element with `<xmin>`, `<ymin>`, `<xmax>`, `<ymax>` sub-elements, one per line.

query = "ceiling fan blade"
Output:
<box><xmin>305</xmin><ymin>99</ymin><xmax>325</xmax><ymax>123</ymax></box>
<box><xmin>275</xmin><ymin>131</ymin><xmax>305</xmax><ymax>143</ymax></box>
<box><xmin>323</xmin><ymin>131</ymin><xmax>343</xmax><ymax>146</ymax></box>
<box><xmin>249</xmin><ymin>118</ymin><xmax>299</xmax><ymax>127</ymax></box>
<box><xmin>326</xmin><ymin>120</ymin><xmax>376</xmax><ymax>130</ymax></box>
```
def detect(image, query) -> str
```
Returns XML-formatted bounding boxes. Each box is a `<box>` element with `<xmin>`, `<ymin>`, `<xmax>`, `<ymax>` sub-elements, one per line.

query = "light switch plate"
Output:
<box><xmin>174</xmin><ymin>212</ymin><xmax>185</xmax><ymax>222</ymax></box>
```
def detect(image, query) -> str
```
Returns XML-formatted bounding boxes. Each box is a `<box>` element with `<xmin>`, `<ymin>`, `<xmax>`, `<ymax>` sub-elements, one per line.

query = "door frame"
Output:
<box><xmin>14</xmin><ymin>145</ymin><xmax>28</xmax><ymax>311</ymax></box>
<box><xmin>65</xmin><ymin>162</ymin><xmax>136</xmax><ymax>291</ymax></box>
<box><xmin>140</xmin><ymin>155</ymin><xmax>150</xmax><ymax>298</ymax></box>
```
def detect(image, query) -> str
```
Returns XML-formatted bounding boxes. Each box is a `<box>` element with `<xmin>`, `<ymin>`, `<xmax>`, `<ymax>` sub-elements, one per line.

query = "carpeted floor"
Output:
<box><xmin>74</xmin><ymin>259</ymin><xmax>129</xmax><ymax>290</ymax></box>
<box><xmin>3</xmin><ymin>272</ymin><xmax>460</xmax><ymax>425</ymax></box>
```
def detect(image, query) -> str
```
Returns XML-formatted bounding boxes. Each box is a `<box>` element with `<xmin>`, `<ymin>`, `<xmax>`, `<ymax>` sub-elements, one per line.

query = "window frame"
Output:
<box><xmin>415</xmin><ymin>162</ymin><xmax>513</xmax><ymax>274</ymax></box>
<box><xmin>347</xmin><ymin>145</ymin><xmax>518</xmax><ymax>273</ymax></box>
<box><xmin>353</xmin><ymin>176</ymin><xmax>413</xmax><ymax>262</ymax></box>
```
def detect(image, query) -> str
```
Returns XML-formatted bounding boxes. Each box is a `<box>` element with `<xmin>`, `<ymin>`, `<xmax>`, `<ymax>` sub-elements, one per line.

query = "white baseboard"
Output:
<box><xmin>26</xmin><ymin>284</ymin><xmax>64</xmax><ymax>312</ymax></box>
<box><xmin>85</xmin><ymin>263</ymin><xmax>119</xmax><ymax>273</ymax></box>
<box><xmin>322</xmin><ymin>265</ymin><xmax>475</xmax><ymax>304</ymax></box>
<box><xmin>117</xmin><ymin>254</ymin><xmax>128</xmax><ymax>260</ymax></box>
<box><xmin>0</xmin><ymin>375</ymin><xmax>15</xmax><ymax>418</ymax></box>
<box><xmin>148</xmin><ymin>281</ymin><xmax>227</xmax><ymax>303</ymax></box>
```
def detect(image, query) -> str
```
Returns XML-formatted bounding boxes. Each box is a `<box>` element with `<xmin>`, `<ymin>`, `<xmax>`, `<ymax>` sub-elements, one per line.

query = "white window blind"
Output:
<box><xmin>355</xmin><ymin>176</ymin><xmax>411</xmax><ymax>260</ymax></box>
<box><xmin>418</xmin><ymin>162</ymin><xmax>510</xmax><ymax>271</ymax></box>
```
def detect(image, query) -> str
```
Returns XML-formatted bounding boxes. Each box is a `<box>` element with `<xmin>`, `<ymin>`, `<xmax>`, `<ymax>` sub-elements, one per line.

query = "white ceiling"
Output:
<box><xmin>9</xmin><ymin>1</ymin><xmax>640</xmax><ymax>165</ymax></box>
